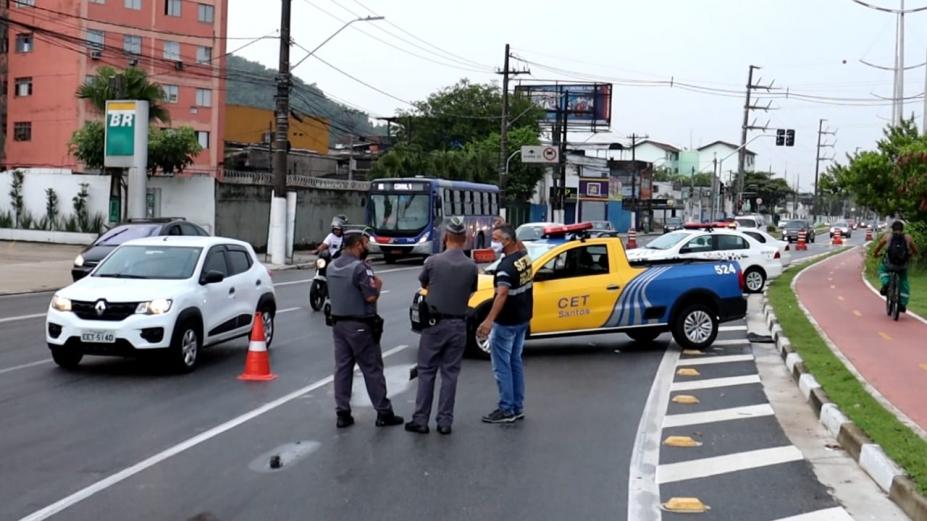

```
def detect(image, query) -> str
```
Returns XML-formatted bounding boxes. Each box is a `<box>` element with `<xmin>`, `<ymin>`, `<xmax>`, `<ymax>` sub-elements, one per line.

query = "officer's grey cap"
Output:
<box><xmin>445</xmin><ymin>216</ymin><xmax>466</xmax><ymax>235</ymax></box>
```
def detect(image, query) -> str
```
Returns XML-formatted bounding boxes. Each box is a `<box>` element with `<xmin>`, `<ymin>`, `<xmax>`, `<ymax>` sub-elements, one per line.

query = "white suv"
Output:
<box><xmin>46</xmin><ymin>236</ymin><xmax>277</xmax><ymax>372</ymax></box>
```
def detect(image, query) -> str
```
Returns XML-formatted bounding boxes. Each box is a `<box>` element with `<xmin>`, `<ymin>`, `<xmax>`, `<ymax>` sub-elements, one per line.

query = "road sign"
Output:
<box><xmin>522</xmin><ymin>145</ymin><xmax>560</xmax><ymax>164</ymax></box>
<box><xmin>104</xmin><ymin>100</ymin><xmax>149</xmax><ymax>168</ymax></box>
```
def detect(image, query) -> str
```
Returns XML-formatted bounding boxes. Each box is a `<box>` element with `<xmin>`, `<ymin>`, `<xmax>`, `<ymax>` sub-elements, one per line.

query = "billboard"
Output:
<box><xmin>515</xmin><ymin>83</ymin><xmax>612</xmax><ymax>130</ymax></box>
<box><xmin>609</xmin><ymin>160</ymin><xmax>653</xmax><ymax>201</ymax></box>
<box><xmin>579</xmin><ymin>179</ymin><xmax>608</xmax><ymax>200</ymax></box>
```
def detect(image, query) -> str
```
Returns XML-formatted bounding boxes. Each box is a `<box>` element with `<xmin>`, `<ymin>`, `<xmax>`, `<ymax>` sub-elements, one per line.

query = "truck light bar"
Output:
<box><xmin>542</xmin><ymin>222</ymin><xmax>594</xmax><ymax>237</ymax></box>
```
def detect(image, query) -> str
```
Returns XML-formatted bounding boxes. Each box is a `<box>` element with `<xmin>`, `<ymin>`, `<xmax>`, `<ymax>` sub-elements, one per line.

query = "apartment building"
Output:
<box><xmin>1</xmin><ymin>0</ymin><xmax>228</xmax><ymax>173</ymax></box>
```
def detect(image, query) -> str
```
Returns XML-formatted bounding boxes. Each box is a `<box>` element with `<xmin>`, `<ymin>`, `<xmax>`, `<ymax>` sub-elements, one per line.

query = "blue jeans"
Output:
<box><xmin>490</xmin><ymin>322</ymin><xmax>528</xmax><ymax>414</ymax></box>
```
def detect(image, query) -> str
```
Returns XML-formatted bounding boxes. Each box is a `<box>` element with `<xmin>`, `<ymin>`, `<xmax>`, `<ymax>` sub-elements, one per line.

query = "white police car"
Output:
<box><xmin>46</xmin><ymin>236</ymin><xmax>277</xmax><ymax>372</ymax></box>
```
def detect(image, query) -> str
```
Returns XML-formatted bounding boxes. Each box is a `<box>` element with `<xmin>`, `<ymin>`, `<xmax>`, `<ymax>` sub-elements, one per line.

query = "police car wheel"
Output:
<box><xmin>50</xmin><ymin>347</ymin><xmax>82</xmax><ymax>369</ymax></box>
<box><xmin>672</xmin><ymin>303</ymin><xmax>718</xmax><ymax>350</ymax></box>
<box><xmin>260</xmin><ymin>307</ymin><xmax>275</xmax><ymax>348</ymax></box>
<box><xmin>744</xmin><ymin>268</ymin><xmax>765</xmax><ymax>293</ymax></box>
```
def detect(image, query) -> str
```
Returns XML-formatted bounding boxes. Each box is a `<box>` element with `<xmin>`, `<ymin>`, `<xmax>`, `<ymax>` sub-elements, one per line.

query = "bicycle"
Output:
<box><xmin>885</xmin><ymin>269</ymin><xmax>902</xmax><ymax>321</ymax></box>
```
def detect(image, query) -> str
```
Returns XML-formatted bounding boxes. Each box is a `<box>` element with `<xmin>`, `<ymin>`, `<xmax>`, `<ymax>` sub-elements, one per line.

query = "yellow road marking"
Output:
<box><xmin>879</xmin><ymin>332</ymin><xmax>892</xmax><ymax>341</ymax></box>
<box><xmin>853</xmin><ymin>310</ymin><xmax>862</xmax><ymax>317</ymax></box>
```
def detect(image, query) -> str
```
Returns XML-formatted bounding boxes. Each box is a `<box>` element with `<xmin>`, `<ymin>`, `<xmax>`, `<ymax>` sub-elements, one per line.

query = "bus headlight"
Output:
<box><xmin>417</xmin><ymin>232</ymin><xmax>430</xmax><ymax>244</ymax></box>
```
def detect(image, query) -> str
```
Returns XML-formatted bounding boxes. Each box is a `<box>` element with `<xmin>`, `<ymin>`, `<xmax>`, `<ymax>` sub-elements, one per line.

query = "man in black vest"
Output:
<box><xmin>327</xmin><ymin>230</ymin><xmax>404</xmax><ymax>429</ymax></box>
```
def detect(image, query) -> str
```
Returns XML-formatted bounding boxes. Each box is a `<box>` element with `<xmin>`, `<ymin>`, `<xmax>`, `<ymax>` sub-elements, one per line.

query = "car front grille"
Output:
<box><xmin>72</xmin><ymin>300</ymin><xmax>139</xmax><ymax>321</ymax></box>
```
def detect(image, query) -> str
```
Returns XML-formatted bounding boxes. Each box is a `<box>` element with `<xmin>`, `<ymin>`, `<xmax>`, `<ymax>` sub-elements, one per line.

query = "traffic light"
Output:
<box><xmin>776</xmin><ymin>129</ymin><xmax>785</xmax><ymax>146</ymax></box>
<box><xmin>719</xmin><ymin>182</ymin><xmax>725</xmax><ymax>195</ymax></box>
<box><xmin>785</xmin><ymin>129</ymin><xmax>795</xmax><ymax>147</ymax></box>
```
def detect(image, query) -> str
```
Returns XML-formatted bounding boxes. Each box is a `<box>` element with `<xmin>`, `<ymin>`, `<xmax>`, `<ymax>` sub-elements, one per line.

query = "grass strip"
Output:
<box><xmin>769</xmin><ymin>250</ymin><xmax>927</xmax><ymax>494</ymax></box>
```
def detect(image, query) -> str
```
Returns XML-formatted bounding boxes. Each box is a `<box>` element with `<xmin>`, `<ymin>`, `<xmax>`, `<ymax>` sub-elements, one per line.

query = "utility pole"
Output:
<box><xmin>711</xmin><ymin>154</ymin><xmax>718</xmax><ymax>221</ymax></box>
<box><xmin>496</xmin><ymin>44</ymin><xmax>529</xmax><ymax>207</ymax></box>
<box><xmin>627</xmin><ymin>133</ymin><xmax>648</xmax><ymax>230</ymax></box>
<box><xmin>737</xmin><ymin>65</ymin><xmax>773</xmax><ymax>211</ymax></box>
<box><xmin>269</xmin><ymin>0</ymin><xmax>292</xmax><ymax>265</ymax></box>
<box><xmin>812</xmin><ymin>118</ymin><xmax>836</xmax><ymax>224</ymax></box>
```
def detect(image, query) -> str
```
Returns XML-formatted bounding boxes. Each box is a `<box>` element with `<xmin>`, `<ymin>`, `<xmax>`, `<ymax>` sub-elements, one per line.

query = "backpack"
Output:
<box><xmin>887</xmin><ymin>234</ymin><xmax>910</xmax><ymax>267</ymax></box>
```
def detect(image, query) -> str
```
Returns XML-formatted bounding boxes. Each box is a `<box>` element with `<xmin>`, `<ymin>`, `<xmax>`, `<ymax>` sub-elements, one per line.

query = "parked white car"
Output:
<box><xmin>627</xmin><ymin>229</ymin><xmax>783</xmax><ymax>292</ymax></box>
<box><xmin>739</xmin><ymin>228</ymin><xmax>792</xmax><ymax>268</ymax></box>
<box><xmin>46</xmin><ymin>236</ymin><xmax>277</xmax><ymax>372</ymax></box>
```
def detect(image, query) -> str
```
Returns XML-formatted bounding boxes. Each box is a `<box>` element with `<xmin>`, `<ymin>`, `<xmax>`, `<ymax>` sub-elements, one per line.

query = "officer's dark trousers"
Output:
<box><xmin>412</xmin><ymin>319</ymin><xmax>466</xmax><ymax>427</ymax></box>
<box><xmin>333</xmin><ymin>320</ymin><xmax>392</xmax><ymax>414</ymax></box>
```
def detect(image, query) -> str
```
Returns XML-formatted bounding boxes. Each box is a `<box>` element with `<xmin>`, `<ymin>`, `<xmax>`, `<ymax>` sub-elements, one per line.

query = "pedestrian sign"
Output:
<box><xmin>104</xmin><ymin>100</ymin><xmax>149</xmax><ymax>168</ymax></box>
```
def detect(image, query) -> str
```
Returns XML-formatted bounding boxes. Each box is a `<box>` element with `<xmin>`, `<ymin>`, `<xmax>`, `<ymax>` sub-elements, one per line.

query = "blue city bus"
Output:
<box><xmin>366</xmin><ymin>177</ymin><xmax>501</xmax><ymax>263</ymax></box>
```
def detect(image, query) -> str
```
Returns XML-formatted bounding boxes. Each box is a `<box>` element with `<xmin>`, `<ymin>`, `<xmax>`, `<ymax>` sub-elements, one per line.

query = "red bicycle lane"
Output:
<box><xmin>795</xmin><ymin>247</ymin><xmax>927</xmax><ymax>433</ymax></box>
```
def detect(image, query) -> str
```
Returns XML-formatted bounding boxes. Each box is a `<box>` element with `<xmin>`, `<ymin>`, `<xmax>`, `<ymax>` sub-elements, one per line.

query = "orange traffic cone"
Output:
<box><xmin>832</xmin><ymin>229</ymin><xmax>843</xmax><ymax>246</ymax></box>
<box><xmin>865</xmin><ymin>228</ymin><xmax>873</xmax><ymax>241</ymax></box>
<box><xmin>238</xmin><ymin>312</ymin><xmax>277</xmax><ymax>381</ymax></box>
<box><xmin>627</xmin><ymin>230</ymin><xmax>638</xmax><ymax>249</ymax></box>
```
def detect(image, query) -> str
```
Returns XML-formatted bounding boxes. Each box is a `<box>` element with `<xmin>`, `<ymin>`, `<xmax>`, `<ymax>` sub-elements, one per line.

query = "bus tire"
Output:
<box><xmin>476</xmin><ymin>233</ymin><xmax>486</xmax><ymax>250</ymax></box>
<box><xmin>383</xmin><ymin>253</ymin><xmax>398</xmax><ymax>264</ymax></box>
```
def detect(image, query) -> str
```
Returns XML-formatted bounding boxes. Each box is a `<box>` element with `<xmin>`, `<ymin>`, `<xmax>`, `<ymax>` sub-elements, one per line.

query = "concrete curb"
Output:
<box><xmin>765</xmin><ymin>250</ymin><xmax>927</xmax><ymax>521</ymax></box>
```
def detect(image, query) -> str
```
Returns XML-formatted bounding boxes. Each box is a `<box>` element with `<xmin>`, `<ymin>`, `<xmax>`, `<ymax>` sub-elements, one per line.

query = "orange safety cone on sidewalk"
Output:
<box><xmin>238</xmin><ymin>312</ymin><xmax>277</xmax><ymax>381</ymax></box>
<box><xmin>627</xmin><ymin>230</ymin><xmax>638</xmax><ymax>249</ymax></box>
<box><xmin>865</xmin><ymin>228</ymin><xmax>873</xmax><ymax>241</ymax></box>
<box><xmin>832</xmin><ymin>229</ymin><xmax>843</xmax><ymax>246</ymax></box>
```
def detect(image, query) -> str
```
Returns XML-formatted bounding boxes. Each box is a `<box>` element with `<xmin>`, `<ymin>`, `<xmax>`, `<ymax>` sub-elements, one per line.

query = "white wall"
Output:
<box><xmin>0</xmin><ymin>169</ymin><xmax>110</xmax><ymax>221</ymax></box>
<box><xmin>148</xmin><ymin>175</ymin><xmax>216</xmax><ymax>233</ymax></box>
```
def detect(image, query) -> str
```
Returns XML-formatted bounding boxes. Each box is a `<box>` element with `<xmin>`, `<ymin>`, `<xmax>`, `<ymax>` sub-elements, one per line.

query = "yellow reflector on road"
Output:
<box><xmin>672</xmin><ymin>394</ymin><xmax>700</xmax><ymax>405</ymax></box>
<box><xmin>663</xmin><ymin>436</ymin><xmax>703</xmax><ymax>448</ymax></box>
<box><xmin>682</xmin><ymin>349</ymin><xmax>705</xmax><ymax>356</ymax></box>
<box><xmin>677</xmin><ymin>368</ymin><xmax>701</xmax><ymax>377</ymax></box>
<box><xmin>662</xmin><ymin>497</ymin><xmax>710</xmax><ymax>513</ymax></box>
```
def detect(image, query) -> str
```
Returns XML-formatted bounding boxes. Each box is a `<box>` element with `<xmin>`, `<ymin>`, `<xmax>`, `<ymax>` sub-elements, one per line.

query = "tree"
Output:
<box><xmin>743</xmin><ymin>171</ymin><xmax>794</xmax><ymax>213</ymax></box>
<box><xmin>69</xmin><ymin>67</ymin><xmax>202</xmax><ymax>175</ymax></box>
<box><xmin>393</xmin><ymin>79</ymin><xmax>543</xmax><ymax>151</ymax></box>
<box><xmin>77</xmin><ymin>66</ymin><xmax>170</xmax><ymax>123</ymax></box>
<box><xmin>827</xmin><ymin>117</ymin><xmax>927</xmax><ymax>221</ymax></box>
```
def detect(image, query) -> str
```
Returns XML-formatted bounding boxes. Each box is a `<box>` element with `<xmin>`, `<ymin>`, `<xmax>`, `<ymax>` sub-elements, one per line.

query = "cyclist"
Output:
<box><xmin>873</xmin><ymin>220</ymin><xmax>919</xmax><ymax>313</ymax></box>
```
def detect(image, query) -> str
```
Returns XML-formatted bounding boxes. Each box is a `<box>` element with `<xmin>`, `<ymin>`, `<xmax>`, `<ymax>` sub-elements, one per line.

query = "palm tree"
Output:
<box><xmin>77</xmin><ymin>66</ymin><xmax>170</xmax><ymax>123</ymax></box>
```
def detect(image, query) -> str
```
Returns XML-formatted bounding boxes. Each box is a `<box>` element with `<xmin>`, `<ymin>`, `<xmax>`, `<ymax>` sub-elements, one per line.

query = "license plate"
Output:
<box><xmin>81</xmin><ymin>331</ymin><xmax>115</xmax><ymax>343</ymax></box>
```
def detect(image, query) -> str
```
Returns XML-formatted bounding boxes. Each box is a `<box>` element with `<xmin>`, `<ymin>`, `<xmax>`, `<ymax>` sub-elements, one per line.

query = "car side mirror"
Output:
<box><xmin>202</xmin><ymin>270</ymin><xmax>225</xmax><ymax>285</ymax></box>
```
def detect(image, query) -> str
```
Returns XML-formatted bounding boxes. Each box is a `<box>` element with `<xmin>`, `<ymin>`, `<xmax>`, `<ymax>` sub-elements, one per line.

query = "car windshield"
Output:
<box><xmin>369</xmin><ymin>192</ymin><xmax>431</xmax><ymax>234</ymax></box>
<box><xmin>735</xmin><ymin>218</ymin><xmax>757</xmax><ymax>227</ymax></box>
<box><xmin>645</xmin><ymin>232</ymin><xmax>689</xmax><ymax>250</ymax></box>
<box><xmin>785</xmin><ymin>221</ymin><xmax>807</xmax><ymax>230</ymax></box>
<box><xmin>94</xmin><ymin>224</ymin><xmax>161</xmax><ymax>246</ymax></box>
<box><xmin>516</xmin><ymin>225</ymin><xmax>549</xmax><ymax>241</ymax></box>
<box><xmin>93</xmin><ymin>246</ymin><xmax>202</xmax><ymax>280</ymax></box>
<box><xmin>590</xmin><ymin>221</ymin><xmax>612</xmax><ymax>230</ymax></box>
<box><xmin>667</xmin><ymin>217</ymin><xmax>682</xmax><ymax>225</ymax></box>
<box><xmin>835</xmin><ymin>222</ymin><xmax>848</xmax><ymax>227</ymax></box>
<box><xmin>484</xmin><ymin>242</ymin><xmax>555</xmax><ymax>273</ymax></box>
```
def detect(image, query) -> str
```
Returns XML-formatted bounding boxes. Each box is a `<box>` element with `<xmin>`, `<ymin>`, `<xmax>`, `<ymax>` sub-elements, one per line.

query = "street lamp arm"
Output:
<box><xmin>720</xmin><ymin>133</ymin><xmax>772</xmax><ymax>163</ymax></box>
<box><xmin>291</xmin><ymin>16</ymin><xmax>385</xmax><ymax>71</ymax></box>
<box><xmin>504</xmin><ymin>149</ymin><xmax>522</xmax><ymax>176</ymax></box>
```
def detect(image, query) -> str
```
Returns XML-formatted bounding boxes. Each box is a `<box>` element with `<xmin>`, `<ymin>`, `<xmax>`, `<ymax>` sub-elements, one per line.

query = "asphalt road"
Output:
<box><xmin>0</xmin><ymin>239</ymin><xmax>868</xmax><ymax>521</ymax></box>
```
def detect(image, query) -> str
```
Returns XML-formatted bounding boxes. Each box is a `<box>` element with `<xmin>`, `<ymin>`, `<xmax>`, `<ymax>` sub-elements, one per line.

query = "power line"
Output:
<box><xmin>297</xmin><ymin>0</ymin><xmax>492</xmax><ymax>74</ymax></box>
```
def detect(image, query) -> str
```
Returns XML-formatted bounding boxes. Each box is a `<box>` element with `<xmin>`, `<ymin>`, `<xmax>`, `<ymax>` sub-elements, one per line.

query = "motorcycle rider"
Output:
<box><xmin>318</xmin><ymin>216</ymin><xmax>347</xmax><ymax>257</ymax></box>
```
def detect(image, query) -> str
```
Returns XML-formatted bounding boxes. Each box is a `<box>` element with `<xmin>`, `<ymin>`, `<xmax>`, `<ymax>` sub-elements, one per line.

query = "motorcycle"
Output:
<box><xmin>309</xmin><ymin>250</ymin><xmax>332</xmax><ymax>312</ymax></box>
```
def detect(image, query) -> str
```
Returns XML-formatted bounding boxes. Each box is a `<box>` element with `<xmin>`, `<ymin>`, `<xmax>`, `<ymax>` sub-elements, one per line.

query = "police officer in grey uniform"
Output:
<box><xmin>327</xmin><ymin>230</ymin><xmax>404</xmax><ymax>429</ymax></box>
<box><xmin>405</xmin><ymin>217</ymin><xmax>478</xmax><ymax>435</ymax></box>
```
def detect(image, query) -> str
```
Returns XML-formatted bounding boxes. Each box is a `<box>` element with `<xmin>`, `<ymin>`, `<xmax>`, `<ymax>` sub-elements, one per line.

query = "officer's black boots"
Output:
<box><xmin>404</xmin><ymin>421</ymin><xmax>430</xmax><ymax>434</ymax></box>
<box><xmin>375</xmin><ymin>411</ymin><xmax>404</xmax><ymax>427</ymax></box>
<box><xmin>437</xmin><ymin>425</ymin><xmax>452</xmax><ymax>435</ymax></box>
<box><xmin>336</xmin><ymin>412</ymin><xmax>355</xmax><ymax>429</ymax></box>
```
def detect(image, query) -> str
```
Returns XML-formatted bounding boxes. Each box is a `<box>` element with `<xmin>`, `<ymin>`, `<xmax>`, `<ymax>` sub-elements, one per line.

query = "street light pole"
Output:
<box><xmin>268</xmin><ymin>12</ymin><xmax>384</xmax><ymax>265</ymax></box>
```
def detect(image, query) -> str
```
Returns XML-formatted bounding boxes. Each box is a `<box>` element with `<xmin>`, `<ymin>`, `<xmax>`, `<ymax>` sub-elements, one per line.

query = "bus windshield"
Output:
<box><xmin>370</xmin><ymin>192</ymin><xmax>431</xmax><ymax>234</ymax></box>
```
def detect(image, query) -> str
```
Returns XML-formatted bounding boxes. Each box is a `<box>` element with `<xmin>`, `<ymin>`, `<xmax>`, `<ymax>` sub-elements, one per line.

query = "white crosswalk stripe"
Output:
<box><xmin>663</xmin><ymin>404</ymin><xmax>774</xmax><ymax>428</ymax></box>
<box><xmin>670</xmin><ymin>374</ymin><xmax>761</xmax><ymax>391</ymax></box>
<box><xmin>677</xmin><ymin>354</ymin><xmax>754</xmax><ymax>366</ymax></box>
<box><xmin>771</xmin><ymin>507</ymin><xmax>854</xmax><ymax>521</ymax></box>
<box><xmin>656</xmin><ymin>446</ymin><xmax>804</xmax><ymax>484</ymax></box>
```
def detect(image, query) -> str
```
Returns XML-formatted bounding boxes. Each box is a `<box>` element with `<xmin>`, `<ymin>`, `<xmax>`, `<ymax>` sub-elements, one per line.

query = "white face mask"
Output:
<box><xmin>491</xmin><ymin>241</ymin><xmax>504</xmax><ymax>254</ymax></box>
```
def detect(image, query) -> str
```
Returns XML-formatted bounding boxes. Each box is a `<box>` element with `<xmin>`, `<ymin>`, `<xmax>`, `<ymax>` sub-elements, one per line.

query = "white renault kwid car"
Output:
<box><xmin>46</xmin><ymin>236</ymin><xmax>276</xmax><ymax>372</ymax></box>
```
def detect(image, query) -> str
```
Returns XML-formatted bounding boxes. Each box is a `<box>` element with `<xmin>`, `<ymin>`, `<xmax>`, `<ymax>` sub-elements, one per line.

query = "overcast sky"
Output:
<box><xmin>229</xmin><ymin>0</ymin><xmax>927</xmax><ymax>191</ymax></box>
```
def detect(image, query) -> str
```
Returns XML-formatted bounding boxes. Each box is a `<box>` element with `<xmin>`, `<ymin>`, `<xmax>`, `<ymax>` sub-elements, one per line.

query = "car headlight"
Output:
<box><xmin>316</xmin><ymin>258</ymin><xmax>327</xmax><ymax>269</ymax></box>
<box><xmin>51</xmin><ymin>295</ymin><xmax>72</xmax><ymax>312</ymax></box>
<box><xmin>417</xmin><ymin>232</ymin><xmax>430</xmax><ymax>244</ymax></box>
<box><xmin>136</xmin><ymin>299</ymin><xmax>173</xmax><ymax>315</ymax></box>
<box><xmin>74</xmin><ymin>254</ymin><xmax>85</xmax><ymax>267</ymax></box>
